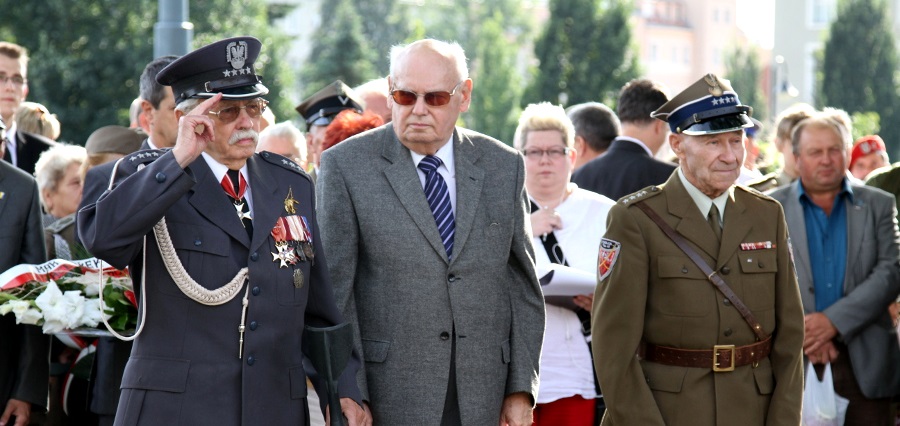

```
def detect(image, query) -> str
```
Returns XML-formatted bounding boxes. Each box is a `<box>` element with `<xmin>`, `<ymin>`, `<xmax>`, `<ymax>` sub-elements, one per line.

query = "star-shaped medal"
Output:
<box><xmin>234</xmin><ymin>202</ymin><xmax>252</xmax><ymax>222</ymax></box>
<box><xmin>271</xmin><ymin>244</ymin><xmax>298</xmax><ymax>268</ymax></box>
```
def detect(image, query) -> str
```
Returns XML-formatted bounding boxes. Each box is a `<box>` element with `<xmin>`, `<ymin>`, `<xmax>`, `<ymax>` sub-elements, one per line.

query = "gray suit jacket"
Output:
<box><xmin>770</xmin><ymin>180</ymin><xmax>900</xmax><ymax>398</ymax></box>
<box><xmin>317</xmin><ymin>125</ymin><xmax>545</xmax><ymax>425</ymax></box>
<box><xmin>0</xmin><ymin>161</ymin><xmax>49</xmax><ymax>410</ymax></box>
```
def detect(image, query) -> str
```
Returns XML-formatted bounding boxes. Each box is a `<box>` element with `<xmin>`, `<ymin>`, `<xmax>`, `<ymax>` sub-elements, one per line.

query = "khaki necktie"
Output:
<box><xmin>707</xmin><ymin>205</ymin><xmax>722</xmax><ymax>242</ymax></box>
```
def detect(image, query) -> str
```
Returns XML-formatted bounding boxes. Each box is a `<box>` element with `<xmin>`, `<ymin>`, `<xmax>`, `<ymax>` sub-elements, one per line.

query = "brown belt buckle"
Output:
<box><xmin>713</xmin><ymin>344</ymin><xmax>735</xmax><ymax>372</ymax></box>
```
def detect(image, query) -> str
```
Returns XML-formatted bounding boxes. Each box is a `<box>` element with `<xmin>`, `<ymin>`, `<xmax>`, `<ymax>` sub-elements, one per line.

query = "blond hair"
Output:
<box><xmin>514</xmin><ymin>102</ymin><xmax>575</xmax><ymax>150</ymax></box>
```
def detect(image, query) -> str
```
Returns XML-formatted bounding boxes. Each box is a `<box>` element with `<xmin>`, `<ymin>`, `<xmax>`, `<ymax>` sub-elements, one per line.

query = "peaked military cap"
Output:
<box><xmin>85</xmin><ymin>125</ymin><xmax>144</xmax><ymax>156</ymax></box>
<box><xmin>651</xmin><ymin>73</ymin><xmax>754</xmax><ymax>135</ymax></box>
<box><xmin>156</xmin><ymin>36</ymin><xmax>269</xmax><ymax>104</ymax></box>
<box><xmin>295</xmin><ymin>80</ymin><xmax>363</xmax><ymax>128</ymax></box>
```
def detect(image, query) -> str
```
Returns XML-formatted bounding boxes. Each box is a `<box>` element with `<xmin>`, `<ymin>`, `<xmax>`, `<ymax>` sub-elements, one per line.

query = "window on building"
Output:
<box><xmin>650</xmin><ymin>44</ymin><xmax>658</xmax><ymax>62</ymax></box>
<box><xmin>809</xmin><ymin>0</ymin><xmax>837</xmax><ymax>27</ymax></box>
<box><xmin>713</xmin><ymin>8</ymin><xmax>719</xmax><ymax>22</ymax></box>
<box><xmin>684</xmin><ymin>47</ymin><xmax>690</xmax><ymax>65</ymax></box>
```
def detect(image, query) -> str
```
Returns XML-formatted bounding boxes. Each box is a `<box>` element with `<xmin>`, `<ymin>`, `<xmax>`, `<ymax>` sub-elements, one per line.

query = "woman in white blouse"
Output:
<box><xmin>514</xmin><ymin>103</ymin><xmax>615</xmax><ymax>425</ymax></box>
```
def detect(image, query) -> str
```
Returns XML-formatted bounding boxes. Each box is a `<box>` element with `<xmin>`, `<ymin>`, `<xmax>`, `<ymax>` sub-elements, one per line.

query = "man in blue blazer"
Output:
<box><xmin>770</xmin><ymin>109</ymin><xmax>900</xmax><ymax>424</ymax></box>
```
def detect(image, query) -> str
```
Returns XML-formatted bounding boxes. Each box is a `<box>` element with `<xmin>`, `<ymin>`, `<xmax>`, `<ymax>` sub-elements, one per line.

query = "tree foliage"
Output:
<box><xmin>524</xmin><ymin>0</ymin><xmax>638</xmax><ymax>107</ymax></box>
<box><xmin>819</xmin><ymin>0</ymin><xmax>900</xmax><ymax>156</ymax></box>
<box><xmin>724</xmin><ymin>45</ymin><xmax>768</xmax><ymax>121</ymax></box>
<box><xmin>468</xmin><ymin>12</ymin><xmax>523</xmax><ymax>144</ymax></box>
<box><xmin>300</xmin><ymin>0</ymin><xmax>377</xmax><ymax>94</ymax></box>
<box><xmin>0</xmin><ymin>0</ymin><xmax>295</xmax><ymax>145</ymax></box>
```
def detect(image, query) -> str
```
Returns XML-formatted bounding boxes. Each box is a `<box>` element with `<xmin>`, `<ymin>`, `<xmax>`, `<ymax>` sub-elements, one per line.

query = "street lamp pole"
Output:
<box><xmin>155</xmin><ymin>0</ymin><xmax>193</xmax><ymax>58</ymax></box>
<box><xmin>770</xmin><ymin>55</ymin><xmax>800</xmax><ymax>121</ymax></box>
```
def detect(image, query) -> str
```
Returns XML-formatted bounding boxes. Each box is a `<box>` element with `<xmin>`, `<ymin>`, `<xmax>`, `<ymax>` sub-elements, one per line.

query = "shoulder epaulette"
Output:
<box><xmin>735</xmin><ymin>184</ymin><xmax>778</xmax><ymax>202</ymax></box>
<box><xmin>258</xmin><ymin>151</ymin><xmax>310</xmax><ymax>181</ymax></box>
<box><xmin>620</xmin><ymin>185</ymin><xmax>663</xmax><ymax>205</ymax></box>
<box><xmin>125</xmin><ymin>149</ymin><xmax>167</xmax><ymax>165</ymax></box>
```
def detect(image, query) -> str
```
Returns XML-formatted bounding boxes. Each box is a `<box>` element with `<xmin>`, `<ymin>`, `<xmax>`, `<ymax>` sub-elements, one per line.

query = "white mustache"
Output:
<box><xmin>229</xmin><ymin>129</ymin><xmax>259</xmax><ymax>145</ymax></box>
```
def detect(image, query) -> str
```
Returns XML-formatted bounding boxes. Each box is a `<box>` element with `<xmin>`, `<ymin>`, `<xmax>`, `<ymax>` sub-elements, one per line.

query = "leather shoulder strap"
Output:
<box><xmin>634</xmin><ymin>202</ymin><xmax>768</xmax><ymax>341</ymax></box>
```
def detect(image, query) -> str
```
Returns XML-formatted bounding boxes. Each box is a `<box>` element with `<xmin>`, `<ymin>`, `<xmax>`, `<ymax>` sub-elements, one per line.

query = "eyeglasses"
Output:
<box><xmin>390</xmin><ymin>81</ymin><xmax>464</xmax><ymax>107</ymax></box>
<box><xmin>208</xmin><ymin>99</ymin><xmax>269</xmax><ymax>123</ymax></box>
<box><xmin>522</xmin><ymin>147</ymin><xmax>570</xmax><ymax>160</ymax></box>
<box><xmin>0</xmin><ymin>74</ymin><xmax>26</xmax><ymax>87</ymax></box>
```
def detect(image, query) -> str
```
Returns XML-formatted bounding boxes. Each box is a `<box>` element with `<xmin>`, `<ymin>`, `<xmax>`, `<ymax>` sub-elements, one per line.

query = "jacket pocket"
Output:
<box><xmin>362</xmin><ymin>339</ymin><xmax>391</xmax><ymax>363</ymax></box>
<box><xmin>655</xmin><ymin>255</ymin><xmax>712</xmax><ymax>317</ymax></box>
<box><xmin>289</xmin><ymin>366</ymin><xmax>309</xmax><ymax>399</ymax></box>
<box><xmin>640</xmin><ymin>359</ymin><xmax>688</xmax><ymax>393</ymax></box>
<box><xmin>120</xmin><ymin>356</ymin><xmax>190</xmax><ymax>392</ymax></box>
<box><xmin>752</xmin><ymin>359</ymin><xmax>774</xmax><ymax>394</ymax></box>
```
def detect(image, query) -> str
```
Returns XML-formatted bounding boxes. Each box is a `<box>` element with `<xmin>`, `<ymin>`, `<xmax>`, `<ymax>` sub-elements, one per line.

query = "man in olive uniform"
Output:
<box><xmin>77</xmin><ymin>37</ymin><xmax>366</xmax><ymax>426</ymax></box>
<box><xmin>592</xmin><ymin>74</ymin><xmax>804</xmax><ymax>426</ymax></box>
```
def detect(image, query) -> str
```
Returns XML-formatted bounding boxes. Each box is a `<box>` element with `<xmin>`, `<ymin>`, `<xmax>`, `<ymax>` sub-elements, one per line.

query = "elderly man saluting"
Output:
<box><xmin>78</xmin><ymin>36</ymin><xmax>367</xmax><ymax>426</ymax></box>
<box><xmin>592</xmin><ymin>74</ymin><xmax>804</xmax><ymax>426</ymax></box>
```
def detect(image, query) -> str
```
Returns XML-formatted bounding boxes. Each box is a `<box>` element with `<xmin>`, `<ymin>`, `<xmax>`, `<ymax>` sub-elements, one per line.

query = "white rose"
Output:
<box><xmin>62</xmin><ymin>291</ymin><xmax>86</xmax><ymax>329</ymax></box>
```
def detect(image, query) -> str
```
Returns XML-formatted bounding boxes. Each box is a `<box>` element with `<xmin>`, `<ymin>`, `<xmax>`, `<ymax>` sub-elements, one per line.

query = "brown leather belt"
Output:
<box><xmin>640</xmin><ymin>337</ymin><xmax>772</xmax><ymax>372</ymax></box>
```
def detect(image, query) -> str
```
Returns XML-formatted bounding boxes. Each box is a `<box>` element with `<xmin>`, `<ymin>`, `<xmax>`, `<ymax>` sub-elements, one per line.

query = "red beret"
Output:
<box><xmin>850</xmin><ymin>135</ymin><xmax>886</xmax><ymax>169</ymax></box>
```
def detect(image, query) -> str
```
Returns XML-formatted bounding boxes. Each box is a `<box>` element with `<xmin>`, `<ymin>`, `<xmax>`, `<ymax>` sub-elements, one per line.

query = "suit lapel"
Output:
<box><xmin>717</xmin><ymin>193</ymin><xmax>752</xmax><ymax>269</ymax></box>
<box><xmin>248</xmin><ymin>155</ymin><xmax>280</xmax><ymax>252</ymax></box>
<box><xmin>665</xmin><ymin>175</ymin><xmax>720</xmax><ymax>259</ymax></box>
<box><xmin>844</xmin><ymin>191</ymin><xmax>867</xmax><ymax>288</ymax></box>
<box><xmin>0</xmin><ymin>166</ymin><xmax>9</xmax><ymax>220</ymax></box>
<box><xmin>449</xmin><ymin>130</ymin><xmax>484</xmax><ymax>263</ymax></box>
<box><xmin>782</xmin><ymin>183</ymin><xmax>814</xmax><ymax>299</ymax></box>
<box><xmin>187</xmin><ymin>159</ymin><xmax>251</xmax><ymax>247</ymax></box>
<box><xmin>381</xmin><ymin>129</ymin><xmax>449</xmax><ymax>263</ymax></box>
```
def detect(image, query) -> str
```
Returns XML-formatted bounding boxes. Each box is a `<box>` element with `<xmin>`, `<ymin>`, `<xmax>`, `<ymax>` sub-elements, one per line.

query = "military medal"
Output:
<box><xmin>284</xmin><ymin>187</ymin><xmax>299</xmax><ymax>214</ymax></box>
<box><xmin>271</xmin><ymin>219</ymin><xmax>298</xmax><ymax>267</ymax></box>
<box><xmin>293</xmin><ymin>268</ymin><xmax>304</xmax><ymax>289</ymax></box>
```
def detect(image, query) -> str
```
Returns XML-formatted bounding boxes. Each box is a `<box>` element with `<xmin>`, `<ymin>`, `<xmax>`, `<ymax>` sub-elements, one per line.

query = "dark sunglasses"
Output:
<box><xmin>390</xmin><ymin>81</ymin><xmax>463</xmax><ymax>107</ymax></box>
<box><xmin>208</xmin><ymin>99</ymin><xmax>269</xmax><ymax>123</ymax></box>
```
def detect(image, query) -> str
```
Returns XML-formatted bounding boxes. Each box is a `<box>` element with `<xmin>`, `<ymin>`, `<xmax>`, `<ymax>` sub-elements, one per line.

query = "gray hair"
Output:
<box><xmin>175</xmin><ymin>97</ymin><xmax>203</xmax><ymax>114</ymax></box>
<box><xmin>34</xmin><ymin>143</ymin><xmax>86</xmax><ymax>207</ymax></box>
<box><xmin>791</xmin><ymin>108</ymin><xmax>853</xmax><ymax>155</ymax></box>
<box><xmin>389</xmin><ymin>39</ymin><xmax>469</xmax><ymax>83</ymax></box>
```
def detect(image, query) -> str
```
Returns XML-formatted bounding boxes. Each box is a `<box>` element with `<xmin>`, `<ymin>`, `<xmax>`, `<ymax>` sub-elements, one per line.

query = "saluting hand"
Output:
<box><xmin>172</xmin><ymin>93</ymin><xmax>222</xmax><ymax>169</ymax></box>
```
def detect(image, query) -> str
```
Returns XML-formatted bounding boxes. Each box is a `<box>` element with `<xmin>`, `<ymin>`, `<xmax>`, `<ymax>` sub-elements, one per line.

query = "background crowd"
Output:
<box><xmin>0</xmin><ymin>22</ymin><xmax>899</xmax><ymax>426</ymax></box>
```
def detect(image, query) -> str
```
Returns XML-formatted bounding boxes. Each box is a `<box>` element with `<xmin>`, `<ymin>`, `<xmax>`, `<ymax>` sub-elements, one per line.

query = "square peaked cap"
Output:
<box><xmin>156</xmin><ymin>36</ymin><xmax>269</xmax><ymax>104</ymax></box>
<box><xmin>651</xmin><ymin>73</ymin><xmax>754</xmax><ymax>135</ymax></box>
<box><xmin>295</xmin><ymin>80</ymin><xmax>363</xmax><ymax>127</ymax></box>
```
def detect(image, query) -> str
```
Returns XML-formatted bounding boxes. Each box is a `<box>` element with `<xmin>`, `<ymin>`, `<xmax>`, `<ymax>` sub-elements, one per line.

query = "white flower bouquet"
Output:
<box><xmin>0</xmin><ymin>258</ymin><xmax>136</xmax><ymax>334</ymax></box>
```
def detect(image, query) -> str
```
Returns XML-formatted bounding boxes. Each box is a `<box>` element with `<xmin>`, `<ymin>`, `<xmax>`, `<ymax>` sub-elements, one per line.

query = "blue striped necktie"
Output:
<box><xmin>418</xmin><ymin>155</ymin><xmax>455</xmax><ymax>258</ymax></box>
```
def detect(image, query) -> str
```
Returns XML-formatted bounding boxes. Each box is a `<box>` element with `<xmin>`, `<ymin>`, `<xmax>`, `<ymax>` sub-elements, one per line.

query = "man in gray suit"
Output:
<box><xmin>770</xmin><ymin>109</ymin><xmax>900</xmax><ymax>425</ymax></box>
<box><xmin>0</xmin><ymin>117</ymin><xmax>49</xmax><ymax>426</ymax></box>
<box><xmin>317</xmin><ymin>39</ymin><xmax>545</xmax><ymax>426</ymax></box>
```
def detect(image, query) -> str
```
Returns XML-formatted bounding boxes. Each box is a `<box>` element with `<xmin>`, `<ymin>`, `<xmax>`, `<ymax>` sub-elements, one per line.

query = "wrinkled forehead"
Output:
<box><xmin>391</xmin><ymin>51</ymin><xmax>459</xmax><ymax>89</ymax></box>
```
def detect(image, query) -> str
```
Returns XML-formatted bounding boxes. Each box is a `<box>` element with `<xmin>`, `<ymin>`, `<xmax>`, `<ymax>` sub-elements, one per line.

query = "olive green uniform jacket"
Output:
<box><xmin>592</xmin><ymin>173</ymin><xmax>804</xmax><ymax>426</ymax></box>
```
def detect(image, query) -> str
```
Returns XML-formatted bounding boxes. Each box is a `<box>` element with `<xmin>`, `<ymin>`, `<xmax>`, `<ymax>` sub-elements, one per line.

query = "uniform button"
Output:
<box><xmin>758</xmin><ymin>261</ymin><xmax>765</xmax><ymax>268</ymax></box>
<box><xmin>724</xmin><ymin>328</ymin><xmax>733</xmax><ymax>336</ymax></box>
<box><xmin>194</xmin><ymin>239</ymin><xmax>202</xmax><ymax>247</ymax></box>
<box><xmin>155</xmin><ymin>172</ymin><xmax>166</xmax><ymax>183</ymax></box>
<box><xmin>247</xmin><ymin>356</ymin><xmax>255</xmax><ymax>366</ymax></box>
<box><xmin>448</xmin><ymin>275</ymin><xmax>457</xmax><ymax>283</ymax></box>
<box><xmin>681</xmin><ymin>267</ymin><xmax>688</xmax><ymax>274</ymax></box>
<box><xmin>440</xmin><ymin>331</ymin><xmax>450</xmax><ymax>340</ymax></box>
<box><xmin>262</xmin><ymin>152</ymin><xmax>270</xmax><ymax>158</ymax></box>
<box><xmin>723</xmin><ymin>298</ymin><xmax>731</xmax><ymax>306</ymax></box>
<box><xmin>249</xmin><ymin>321</ymin><xmax>258</xmax><ymax>331</ymax></box>
<box><xmin>721</xmin><ymin>266</ymin><xmax>730</xmax><ymax>275</ymax></box>
<box><xmin>250</xmin><ymin>252</ymin><xmax>259</xmax><ymax>261</ymax></box>
<box><xmin>252</xmin><ymin>286</ymin><xmax>260</xmax><ymax>296</ymax></box>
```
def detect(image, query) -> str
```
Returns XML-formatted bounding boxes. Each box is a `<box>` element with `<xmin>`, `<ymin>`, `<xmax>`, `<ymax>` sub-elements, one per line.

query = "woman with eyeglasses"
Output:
<box><xmin>515</xmin><ymin>102</ymin><xmax>615</xmax><ymax>426</ymax></box>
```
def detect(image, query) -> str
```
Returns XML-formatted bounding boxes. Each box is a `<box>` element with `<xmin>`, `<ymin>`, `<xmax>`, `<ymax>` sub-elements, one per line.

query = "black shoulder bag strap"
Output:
<box><xmin>634</xmin><ymin>202</ymin><xmax>769</xmax><ymax>341</ymax></box>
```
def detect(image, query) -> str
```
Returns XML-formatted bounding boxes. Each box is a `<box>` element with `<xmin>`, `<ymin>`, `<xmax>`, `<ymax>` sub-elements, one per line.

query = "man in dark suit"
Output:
<box><xmin>0</xmin><ymin>42</ymin><xmax>55</xmax><ymax>175</ymax></box>
<box><xmin>317</xmin><ymin>39</ymin><xmax>545</xmax><ymax>426</ymax></box>
<box><xmin>572</xmin><ymin>79</ymin><xmax>676</xmax><ymax>201</ymax></box>
<box><xmin>566</xmin><ymin>101</ymin><xmax>620</xmax><ymax>170</ymax></box>
<box><xmin>78</xmin><ymin>36</ymin><xmax>366</xmax><ymax>426</ymax></box>
<box><xmin>0</xmin><ymin>117</ymin><xmax>50</xmax><ymax>426</ymax></box>
<box><xmin>770</xmin><ymin>109</ymin><xmax>900</xmax><ymax>425</ymax></box>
